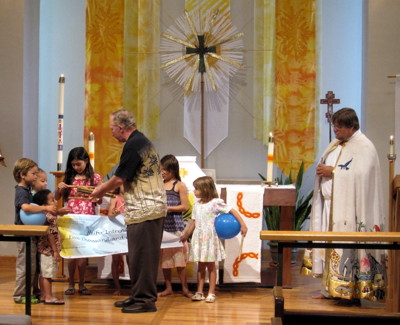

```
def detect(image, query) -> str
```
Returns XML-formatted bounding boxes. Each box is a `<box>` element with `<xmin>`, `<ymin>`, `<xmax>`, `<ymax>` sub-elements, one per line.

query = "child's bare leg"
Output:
<box><xmin>111</xmin><ymin>255</ymin><xmax>121</xmax><ymax>295</ymax></box>
<box><xmin>177</xmin><ymin>266</ymin><xmax>192</xmax><ymax>298</ymax></box>
<box><xmin>42</xmin><ymin>277</ymin><xmax>64</xmax><ymax>303</ymax></box>
<box><xmin>206</xmin><ymin>262</ymin><xmax>216</xmax><ymax>294</ymax></box>
<box><xmin>33</xmin><ymin>272</ymin><xmax>40</xmax><ymax>297</ymax></box>
<box><xmin>77</xmin><ymin>258</ymin><xmax>88</xmax><ymax>289</ymax></box>
<box><xmin>41</xmin><ymin>276</ymin><xmax>52</xmax><ymax>301</ymax></box>
<box><xmin>196</xmin><ymin>262</ymin><xmax>206</xmax><ymax>293</ymax></box>
<box><xmin>39</xmin><ymin>276</ymin><xmax>46</xmax><ymax>301</ymax></box>
<box><xmin>67</xmin><ymin>259</ymin><xmax>77</xmax><ymax>289</ymax></box>
<box><xmin>158</xmin><ymin>268</ymin><xmax>173</xmax><ymax>297</ymax></box>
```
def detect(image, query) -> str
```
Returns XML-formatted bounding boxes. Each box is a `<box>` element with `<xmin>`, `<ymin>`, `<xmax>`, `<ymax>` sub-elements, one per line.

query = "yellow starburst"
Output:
<box><xmin>160</xmin><ymin>10</ymin><xmax>244</xmax><ymax>95</ymax></box>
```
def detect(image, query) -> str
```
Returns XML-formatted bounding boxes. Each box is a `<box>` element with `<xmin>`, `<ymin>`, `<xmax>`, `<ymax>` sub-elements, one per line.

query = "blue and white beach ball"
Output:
<box><xmin>214</xmin><ymin>213</ymin><xmax>240</xmax><ymax>239</ymax></box>
<box><xmin>20</xmin><ymin>203</ymin><xmax>46</xmax><ymax>225</ymax></box>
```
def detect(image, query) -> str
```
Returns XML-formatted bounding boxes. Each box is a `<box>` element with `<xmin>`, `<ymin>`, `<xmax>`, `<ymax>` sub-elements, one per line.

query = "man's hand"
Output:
<box><xmin>90</xmin><ymin>185</ymin><xmax>104</xmax><ymax>200</ymax></box>
<box><xmin>90</xmin><ymin>175</ymin><xmax>124</xmax><ymax>201</ymax></box>
<box><xmin>316</xmin><ymin>163</ymin><xmax>334</xmax><ymax>178</ymax></box>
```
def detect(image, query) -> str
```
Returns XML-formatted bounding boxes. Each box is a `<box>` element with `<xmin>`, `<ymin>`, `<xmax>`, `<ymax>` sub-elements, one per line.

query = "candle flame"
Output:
<box><xmin>268</xmin><ymin>132</ymin><xmax>274</xmax><ymax>143</ymax></box>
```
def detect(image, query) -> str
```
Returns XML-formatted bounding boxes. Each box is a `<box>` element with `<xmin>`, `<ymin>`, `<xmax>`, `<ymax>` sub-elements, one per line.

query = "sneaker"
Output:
<box><xmin>205</xmin><ymin>293</ymin><xmax>216</xmax><ymax>303</ymax></box>
<box><xmin>14</xmin><ymin>297</ymin><xmax>39</xmax><ymax>304</ymax></box>
<box><xmin>191</xmin><ymin>292</ymin><xmax>205</xmax><ymax>301</ymax></box>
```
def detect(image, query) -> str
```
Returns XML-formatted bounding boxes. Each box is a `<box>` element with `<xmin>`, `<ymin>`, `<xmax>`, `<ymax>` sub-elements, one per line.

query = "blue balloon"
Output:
<box><xmin>20</xmin><ymin>203</ymin><xmax>46</xmax><ymax>225</ymax></box>
<box><xmin>214</xmin><ymin>213</ymin><xmax>241</xmax><ymax>239</ymax></box>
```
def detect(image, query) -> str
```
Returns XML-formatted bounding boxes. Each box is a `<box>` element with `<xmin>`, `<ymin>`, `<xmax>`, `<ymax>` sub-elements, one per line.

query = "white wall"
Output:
<box><xmin>300</xmin><ymin>0</ymin><xmax>364</xmax><ymax>198</ymax></box>
<box><xmin>0</xmin><ymin>0</ymin><xmax>39</xmax><ymax>254</ymax></box>
<box><xmin>364</xmin><ymin>0</ymin><xmax>400</xmax><ymax>227</ymax></box>
<box><xmin>318</xmin><ymin>0</ymin><xmax>363</xmax><ymax>152</ymax></box>
<box><xmin>38</xmin><ymin>0</ymin><xmax>86</xmax><ymax>175</ymax></box>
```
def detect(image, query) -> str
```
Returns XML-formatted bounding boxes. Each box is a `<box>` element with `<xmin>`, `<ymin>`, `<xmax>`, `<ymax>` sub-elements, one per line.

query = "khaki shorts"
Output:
<box><xmin>40</xmin><ymin>254</ymin><xmax>58</xmax><ymax>278</ymax></box>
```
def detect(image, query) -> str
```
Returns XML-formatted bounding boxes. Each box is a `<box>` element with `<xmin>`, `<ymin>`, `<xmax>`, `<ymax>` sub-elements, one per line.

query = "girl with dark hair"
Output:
<box><xmin>158</xmin><ymin>155</ymin><xmax>192</xmax><ymax>298</ymax></box>
<box><xmin>55</xmin><ymin>146</ymin><xmax>102</xmax><ymax>296</ymax></box>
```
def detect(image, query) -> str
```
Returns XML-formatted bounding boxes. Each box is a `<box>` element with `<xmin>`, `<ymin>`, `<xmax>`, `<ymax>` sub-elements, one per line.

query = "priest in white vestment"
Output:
<box><xmin>302</xmin><ymin>108</ymin><xmax>386</xmax><ymax>303</ymax></box>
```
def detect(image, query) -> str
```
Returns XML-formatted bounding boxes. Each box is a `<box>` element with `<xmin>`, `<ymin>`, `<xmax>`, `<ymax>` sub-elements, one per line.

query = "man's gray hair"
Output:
<box><xmin>111</xmin><ymin>109</ymin><xmax>136</xmax><ymax>129</ymax></box>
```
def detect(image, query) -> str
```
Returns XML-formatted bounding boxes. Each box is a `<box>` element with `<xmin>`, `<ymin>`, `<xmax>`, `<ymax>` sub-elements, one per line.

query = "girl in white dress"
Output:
<box><xmin>180</xmin><ymin>176</ymin><xmax>247</xmax><ymax>303</ymax></box>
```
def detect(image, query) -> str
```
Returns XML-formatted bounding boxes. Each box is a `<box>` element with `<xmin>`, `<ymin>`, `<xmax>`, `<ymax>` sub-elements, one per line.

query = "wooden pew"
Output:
<box><xmin>260</xmin><ymin>231</ymin><xmax>400</xmax><ymax>324</ymax></box>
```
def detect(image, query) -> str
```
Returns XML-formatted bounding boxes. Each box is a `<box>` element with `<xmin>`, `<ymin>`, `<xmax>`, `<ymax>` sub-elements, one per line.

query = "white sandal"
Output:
<box><xmin>205</xmin><ymin>293</ymin><xmax>216</xmax><ymax>303</ymax></box>
<box><xmin>192</xmin><ymin>292</ymin><xmax>205</xmax><ymax>301</ymax></box>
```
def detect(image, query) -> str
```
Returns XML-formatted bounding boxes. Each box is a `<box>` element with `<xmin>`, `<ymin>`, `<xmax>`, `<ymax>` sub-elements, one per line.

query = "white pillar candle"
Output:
<box><xmin>267</xmin><ymin>132</ymin><xmax>274</xmax><ymax>182</ymax></box>
<box><xmin>57</xmin><ymin>74</ymin><xmax>65</xmax><ymax>171</ymax></box>
<box><xmin>89</xmin><ymin>132</ymin><xmax>95</xmax><ymax>169</ymax></box>
<box><xmin>390</xmin><ymin>135</ymin><xmax>394</xmax><ymax>155</ymax></box>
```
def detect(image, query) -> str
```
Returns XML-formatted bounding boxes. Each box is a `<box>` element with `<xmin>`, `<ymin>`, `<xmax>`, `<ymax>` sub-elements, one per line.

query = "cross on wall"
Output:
<box><xmin>320</xmin><ymin>91</ymin><xmax>340</xmax><ymax>141</ymax></box>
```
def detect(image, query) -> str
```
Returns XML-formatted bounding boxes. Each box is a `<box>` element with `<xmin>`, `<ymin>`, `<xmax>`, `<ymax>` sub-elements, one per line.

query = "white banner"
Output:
<box><xmin>58</xmin><ymin>214</ymin><xmax>180</xmax><ymax>259</ymax></box>
<box><xmin>221</xmin><ymin>185</ymin><xmax>264</xmax><ymax>283</ymax></box>
<box><xmin>184</xmin><ymin>83</ymin><xmax>229</xmax><ymax>158</ymax></box>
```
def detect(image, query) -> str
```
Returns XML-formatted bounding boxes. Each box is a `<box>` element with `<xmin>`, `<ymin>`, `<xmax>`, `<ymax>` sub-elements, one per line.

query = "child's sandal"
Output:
<box><xmin>205</xmin><ymin>293</ymin><xmax>216</xmax><ymax>303</ymax></box>
<box><xmin>78</xmin><ymin>287</ymin><xmax>92</xmax><ymax>295</ymax></box>
<box><xmin>191</xmin><ymin>292</ymin><xmax>205</xmax><ymax>301</ymax></box>
<box><xmin>64</xmin><ymin>288</ymin><xmax>75</xmax><ymax>295</ymax></box>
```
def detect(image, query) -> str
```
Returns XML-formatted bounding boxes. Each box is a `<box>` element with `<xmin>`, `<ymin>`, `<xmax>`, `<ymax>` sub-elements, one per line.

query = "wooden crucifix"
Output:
<box><xmin>186</xmin><ymin>34</ymin><xmax>217</xmax><ymax>168</ymax></box>
<box><xmin>320</xmin><ymin>91</ymin><xmax>340</xmax><ymax>141</ymax></box>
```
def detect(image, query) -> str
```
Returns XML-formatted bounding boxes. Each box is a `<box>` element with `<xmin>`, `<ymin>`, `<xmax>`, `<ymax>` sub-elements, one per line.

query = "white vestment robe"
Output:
<box><xmin>305</xmin><ymin>131</ymin><xmax>386</xmax><ymax>301</ymax></box>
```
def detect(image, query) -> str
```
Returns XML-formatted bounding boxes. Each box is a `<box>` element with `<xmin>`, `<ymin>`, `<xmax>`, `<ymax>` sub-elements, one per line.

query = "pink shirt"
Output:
<box><xmin>66</xmin><ymin>173</ymin><xmax>102</xmax><ymax>215</ymax></box>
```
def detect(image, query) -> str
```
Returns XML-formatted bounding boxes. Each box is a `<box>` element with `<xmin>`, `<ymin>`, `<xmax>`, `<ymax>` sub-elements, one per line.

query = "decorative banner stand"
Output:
<box><xmin>160</xmin><ymin>10</ymin><xmax>244</xmax><ymax>168</ymax></box>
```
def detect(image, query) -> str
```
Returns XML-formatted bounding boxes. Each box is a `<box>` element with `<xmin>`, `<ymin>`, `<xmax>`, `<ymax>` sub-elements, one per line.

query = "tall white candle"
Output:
<box><xmin>390</xmin><ymin>135</ymin><xmax>394</xmax><ymax>155</ymax></box>
<box><xmin>89</xmin><ymin>132</ymin><xmax>95</xmax><ymax>169</ymax></box>
<box><xmin>267</xmin><ymin>132</ymin><xmax>274</xmax><ymax>182</ymax></box>
<box><xmin>57</xmin><ymin>74</ymin><xmax>65</xmax><ymax>171</ymax></box>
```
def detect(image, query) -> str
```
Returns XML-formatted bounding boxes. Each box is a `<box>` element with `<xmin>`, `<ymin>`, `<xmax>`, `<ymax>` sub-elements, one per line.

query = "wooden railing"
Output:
<box><xmin>260</xmin><ymin>230</ymin><xmax>400</xmax><ymax>316</ymax></box>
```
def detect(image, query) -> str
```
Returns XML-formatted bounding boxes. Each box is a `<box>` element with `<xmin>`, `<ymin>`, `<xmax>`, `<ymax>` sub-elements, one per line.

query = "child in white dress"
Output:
<box><xmin>180</xmin><ymin>176</ymin><xmax>247</xmax><ymax>303</ymax></box>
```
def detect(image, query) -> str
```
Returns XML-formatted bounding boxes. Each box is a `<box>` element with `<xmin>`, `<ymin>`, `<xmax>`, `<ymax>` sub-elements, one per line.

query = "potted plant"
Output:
<box><xmin>259</xmin><ymin>162</ymin><xmax>313</xmax><ymax>263</ymax></box>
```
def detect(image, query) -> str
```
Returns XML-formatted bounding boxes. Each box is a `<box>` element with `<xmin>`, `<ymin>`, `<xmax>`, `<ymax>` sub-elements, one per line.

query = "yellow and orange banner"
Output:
<box><xmin>84</xmin><ymin>1</ymin><xmax>161</xmax><ymax>178</ymax></box>
<box><xmin>274</xmin><ymin>0</ymin><xmax>317</xmax><ymax>174</ymax></box>
<box><xmin>254</xmin><ymin>0</ymin><xmax>317</xmax><ymax>176</ymax></box>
